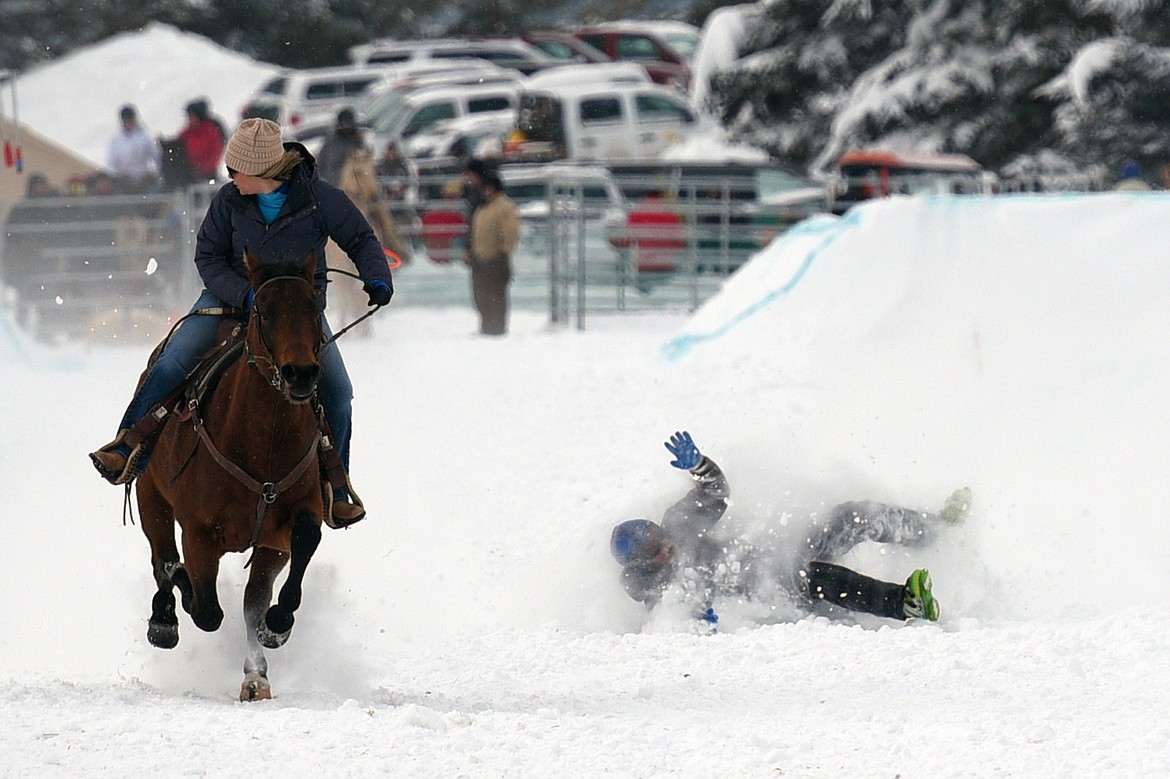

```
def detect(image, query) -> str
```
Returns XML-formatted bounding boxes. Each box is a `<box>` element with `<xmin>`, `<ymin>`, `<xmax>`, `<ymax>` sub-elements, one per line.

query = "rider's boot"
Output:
<box><xmin>89</xmin><ymin>431</ymin><xmax>147</xmax><ymax>486</ymax></box>
<box><xmin>329</xmin><ymin>487</ymin><xmax>366</xmax><ymax>528</ymax></box>
<box><xmin>90</xmin><ymin>400</ymin><xmax>178</xmax><ymax>485</ymax></box>
<box><xmin>318</xmin><ymin>430</ymin><xmax>365</xmax><ymax>529</ymax></box>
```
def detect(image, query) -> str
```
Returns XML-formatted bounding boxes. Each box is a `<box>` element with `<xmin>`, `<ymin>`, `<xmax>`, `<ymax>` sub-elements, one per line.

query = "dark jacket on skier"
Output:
<box><xmin>611</xmin><ymin>432</ymin><xmax>965</xmax><ymax>624</ymax></box>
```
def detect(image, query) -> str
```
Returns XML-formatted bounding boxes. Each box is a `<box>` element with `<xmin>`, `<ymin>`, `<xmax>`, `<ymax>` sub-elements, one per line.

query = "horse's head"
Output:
<box><xmin>244</xmin><ymin>249</ymin><xmax>322</xmax><ymax>403</ymax></box>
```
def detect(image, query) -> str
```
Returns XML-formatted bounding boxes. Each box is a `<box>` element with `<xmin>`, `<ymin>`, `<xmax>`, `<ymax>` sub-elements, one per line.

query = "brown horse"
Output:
<box><xmin>136</xmin><ymin>249</ymin><xmax>326</xmax><ymax>701</ymax></box>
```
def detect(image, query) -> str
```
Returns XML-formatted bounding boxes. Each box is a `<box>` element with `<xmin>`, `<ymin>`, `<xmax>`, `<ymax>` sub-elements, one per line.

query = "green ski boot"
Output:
<box><xmin>903</xmin><ymin>568</ymin><xmax>940</xmax><ymax>621</ymax></box>
<box><xmin>940</xmin><ymin>487</ymin><xmax>972</xmax><ymax>525</ymax></box>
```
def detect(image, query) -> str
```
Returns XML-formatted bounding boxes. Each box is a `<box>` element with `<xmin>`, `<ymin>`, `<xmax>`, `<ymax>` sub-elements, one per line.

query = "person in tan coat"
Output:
<box><xmin>463</xmin><ymin>166</ymin><xmax>520</xmax><ymax>335</ymax></box>
<box><xmin>325</xmin><ymin>144</ymin><xmax>410</xmax><ymax>336</ymax></box>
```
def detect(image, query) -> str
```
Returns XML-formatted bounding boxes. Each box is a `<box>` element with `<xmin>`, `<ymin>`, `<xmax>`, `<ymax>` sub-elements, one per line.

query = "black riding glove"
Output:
<box><xmin>364</xmin><ymin>279</ymin><xmax>393</xmax><ymax>307</ymax></box>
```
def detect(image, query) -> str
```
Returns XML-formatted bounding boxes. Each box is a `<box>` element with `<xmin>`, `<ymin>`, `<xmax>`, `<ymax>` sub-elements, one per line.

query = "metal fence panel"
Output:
<box><xmin>0</xmin><ymin>187</ymin><xmax>209</xmax><ymax>343</ymax></box>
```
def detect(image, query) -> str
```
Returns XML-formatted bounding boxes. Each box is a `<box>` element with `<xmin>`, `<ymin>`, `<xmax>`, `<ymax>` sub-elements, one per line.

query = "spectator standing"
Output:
<box><xmin>316</xmin><ymin>108</ymin><xmax>364</xmax><ymax>185</ymax></box>
<box><xmin>107</xmin><ymin>104</ymin><xmax>161</xmax><ymax>194</ymax></box>
<box><xmin>176</xmin><ymin>99</ymin><xmax>226</xmax><ymax>182</ymax></box>
<box><xmin>325</xmin><ymin>120</ymin><xmax>412</xmax><ymax>336</ymax></box>
<box><xmin>463</xmin><ymin>165</ymin><xmax>520</xmax><ymax>336</ymax></box>
<box><xmin>376</xmin><ymin>140</ymin><xmax>409</xmax><ymax>202</ymax></box>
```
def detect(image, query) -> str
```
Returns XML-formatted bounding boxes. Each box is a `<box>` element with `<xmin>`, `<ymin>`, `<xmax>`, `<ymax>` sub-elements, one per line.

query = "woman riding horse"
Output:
<box><xmin>90</xmin><ymin>118</ymin><xmax>394</xmax><ymax>528</ymax></box>
<box><xmin>139</xmin><ymin>249</ymin><xmax>329</xmax><ymax>701</ymax></box>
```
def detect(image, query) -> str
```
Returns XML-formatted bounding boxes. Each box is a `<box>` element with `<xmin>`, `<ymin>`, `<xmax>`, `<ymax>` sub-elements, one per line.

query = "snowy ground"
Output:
<box><xmin>2</xmin><ymin>193</ymin><xmax>1169</xmax><ymax>776</ymax></box>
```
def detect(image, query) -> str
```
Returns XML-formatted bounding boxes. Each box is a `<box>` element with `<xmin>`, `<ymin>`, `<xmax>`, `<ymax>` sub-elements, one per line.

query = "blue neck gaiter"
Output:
<box><xmin>257</xmin><ymin>182</ymin><xmax>290</xmax><ymax>224</ymax></box>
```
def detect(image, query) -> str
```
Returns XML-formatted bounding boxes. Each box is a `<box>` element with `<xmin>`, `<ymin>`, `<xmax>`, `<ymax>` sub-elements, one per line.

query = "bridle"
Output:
<box><xmin>191</xmin><ymin>271</ymin><xmax>324</xmax><ymax>550</ymax></box>
<box><xmin>245</xmin><ymin>273</ymin><xmax>322</xmax><ymax>392</ymax></box>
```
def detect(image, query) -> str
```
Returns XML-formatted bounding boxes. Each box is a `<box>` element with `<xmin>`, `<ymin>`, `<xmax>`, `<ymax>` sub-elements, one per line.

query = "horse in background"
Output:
<box><xmin>135</xmin><ymin>248</ymin><xmax>326</xmax><ymax>701</ymax></box>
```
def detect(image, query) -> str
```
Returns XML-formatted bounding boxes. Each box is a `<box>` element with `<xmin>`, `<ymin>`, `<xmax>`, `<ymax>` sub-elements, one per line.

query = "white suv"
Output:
<box><xmin>241</xmin><ymin>65</ymin><xmax>389</xmax><ymax>129</ymax></box>
<box><xmin>367</xmin><ymin>82</ymin><xmax>522</xmax><ymax>152</ymax></box>
<box><xmin>349</xmin><ymin>38</ymin><xmax>559</xmax><ymax>76</ymax></box>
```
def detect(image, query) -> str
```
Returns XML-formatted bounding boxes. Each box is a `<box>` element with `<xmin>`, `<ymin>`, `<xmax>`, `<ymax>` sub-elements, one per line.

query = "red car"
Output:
<box><xmin>572</xmin><ymin>22</ymin><xmax>700</xmax><ymax>91</ymax></box>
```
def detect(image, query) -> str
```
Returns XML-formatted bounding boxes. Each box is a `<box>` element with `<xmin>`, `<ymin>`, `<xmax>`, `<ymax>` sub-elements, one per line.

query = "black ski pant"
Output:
<box><xmin>804</xmin><ymin>560</ymin><xmax>907</xmax><ymax>620</ymax></box>
<box><xmin>794</xmin><ymin>500</ymin><xmax>940</xmax><ymax>620</ymax></box>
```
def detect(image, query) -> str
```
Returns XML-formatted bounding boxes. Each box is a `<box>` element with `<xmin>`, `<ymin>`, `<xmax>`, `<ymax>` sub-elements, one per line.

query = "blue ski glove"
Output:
<box><xmin>702</xmin><ymin>607</ymin><xmax>718</xmax><ymax>624</ymax></box>
<box><xmin>243</xmin><ymin>288</ymin><xmax>254</xmax><ymax>309</ymax></box>
<box><xmin>664</xmin><ymin>431</ymin><xmax>701</xmax><ymax>470</ymax></box>
<box><xmin>364</xmin><ymin>278</ymin><xmax>393</xmax><ymax>307</ymax></box>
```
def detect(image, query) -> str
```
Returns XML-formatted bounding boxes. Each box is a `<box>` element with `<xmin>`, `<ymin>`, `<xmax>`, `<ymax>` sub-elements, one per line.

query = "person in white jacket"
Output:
<box><xmin>107</xmin><ymin>104</ymin><xmax>161</xmax><ymax>194</ymax></box>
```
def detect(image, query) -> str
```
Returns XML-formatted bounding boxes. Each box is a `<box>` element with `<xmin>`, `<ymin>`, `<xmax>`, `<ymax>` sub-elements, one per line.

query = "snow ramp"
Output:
<box><xmin>664</xmin><ymin>193</ymin><xmax>1170</xmax><ymax>617</ymax></box>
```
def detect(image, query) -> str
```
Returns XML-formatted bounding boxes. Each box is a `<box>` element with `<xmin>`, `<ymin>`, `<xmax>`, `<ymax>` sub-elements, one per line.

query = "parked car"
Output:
<box><xmin>359</xmin><ymin>60</ymin><xmax>521</xmax><ymax>125</ymax></box>
<box><xmin>403</xmin><ymin>111</ymin><xmax>516</xmax><ymax>159</ymax></box>
<box><xmin>522</xmin><ymin>61</ymin><xmax>652</xmax><ymax>90</ymax></box>
<box><xmin>506</xmin><ymin>82</ymin><xmax>697</xmax><ymax>163</ymax></box>
<box><xmin>521</xmin><ymin>32</ymin><xmax>612</xmax><ymax>64</ymax></box>
<box><xmin>605</xmin><ymin>161</ymin><xmax>830</xmax><ymax>273</ymax></box>
<box><xmin>830</xmin><ymin>149</ymin><xmax>992</xmax><ymax>213</ymax></box>
<box><xmin>501</xmin><ymin>163</ymin><xmax>629</xmax><ymax>270</ymax></box>
<box><xmin>502</xmin><ymin>163</ymin><xmax>627</xmax><ymax>227</ymax></box>
<box><xmin>348</xmin><ymin>38</ymin><xmax>560</xmax><ymax>76</ymax></box>
<box><xmin>367</xmin><ymin>82</ymin><xmax>522</xmax><ymax>154</ymax></box>
<box><xmin>572</xmin><ymin>22</ymin><xmax>701</xmax><ymax>90</ymax></box>
<box><xmin>240</xmin><ymin>65</ymin><xmax>389</xmax><ymax>129</ymax></box>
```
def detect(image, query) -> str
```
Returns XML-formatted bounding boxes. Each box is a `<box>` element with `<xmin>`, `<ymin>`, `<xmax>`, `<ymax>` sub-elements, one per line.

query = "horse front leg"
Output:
<box><xmin>137</xmin><ymin>476</ymin><xmax>182</xmax><ymax>649</ymax></box>
<box><xmin>179</xmin><ymin>524</ymin><xmax>224</xmax><ymax>633</ymax></box>
<box><xmin>259</xmin><ymin>509</ymin><xmax>322</xmax><ymax>649</ymax></box>
<box><xmin>241</xmin><ymin>546</ymin><xmax>288</xmax><ymax>702</ymax></box>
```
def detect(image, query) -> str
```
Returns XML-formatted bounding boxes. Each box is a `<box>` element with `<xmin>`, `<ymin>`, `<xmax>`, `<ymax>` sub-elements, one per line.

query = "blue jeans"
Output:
<box><xmin>117</xmin><ymin>289</ymin><xmax>354</xmax><ymax>473</ymax></box>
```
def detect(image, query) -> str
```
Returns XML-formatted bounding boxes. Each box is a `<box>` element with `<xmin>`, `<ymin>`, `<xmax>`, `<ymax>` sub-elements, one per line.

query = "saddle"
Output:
<box><xmin>93</xmin><ymin>313</ymin><xmax>352</xmax><ymax>512</ymax></box>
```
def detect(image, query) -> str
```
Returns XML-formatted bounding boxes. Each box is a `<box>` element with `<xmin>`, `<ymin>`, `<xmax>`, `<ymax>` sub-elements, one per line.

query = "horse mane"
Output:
<box><xmin>255</xmin><ymin>257</ymin><xmax>314</xmax><ymax>284</ymax></box>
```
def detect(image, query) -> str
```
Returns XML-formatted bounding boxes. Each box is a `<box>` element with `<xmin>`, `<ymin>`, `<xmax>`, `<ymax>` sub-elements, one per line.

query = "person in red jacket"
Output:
<box><xmin>176</xmin><ymin>99</ymin><xmax>226</xmax><ymax>182</ymax></box>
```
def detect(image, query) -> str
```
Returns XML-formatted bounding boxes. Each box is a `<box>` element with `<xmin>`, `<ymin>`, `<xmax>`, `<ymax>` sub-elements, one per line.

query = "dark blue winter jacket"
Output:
<box><xmin>193</xmin><ymin>142</ymin><xmax>393</xmax><ymax>309</ymax></box>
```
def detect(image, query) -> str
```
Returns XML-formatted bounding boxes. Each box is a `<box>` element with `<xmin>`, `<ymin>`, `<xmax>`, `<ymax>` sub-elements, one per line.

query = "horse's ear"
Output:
<box><xmin>244</xmin><ymin>247</ymin><xmax>262</xmax><ymax>276</ymax></box>
<box><xmin>302</xmin><ymin>251</ymin><xmax>316</xmax><ymax>281</ymax></box>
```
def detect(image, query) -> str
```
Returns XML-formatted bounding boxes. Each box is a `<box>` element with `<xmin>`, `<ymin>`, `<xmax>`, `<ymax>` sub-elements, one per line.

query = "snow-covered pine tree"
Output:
<box><xmin>708</xmin><ymin>0</ymin><xmax>1167</xmax><ymax>184</ymax></box>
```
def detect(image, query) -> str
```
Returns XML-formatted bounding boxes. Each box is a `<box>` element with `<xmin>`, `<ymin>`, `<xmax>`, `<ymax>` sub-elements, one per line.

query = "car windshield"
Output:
<box><xmin>364</xmin><ymin>91</ymin><xmax>411</xmax><ymax>133</ymax></box>
<box><xmin>663</xmin><ymin>33</ymin><xmax>700</xmax><ymax>61</ymax></box>
<box><xmin>260</xmin><ymin>77</ymin><xmax>287</xmax><ymax>96</ymax></box>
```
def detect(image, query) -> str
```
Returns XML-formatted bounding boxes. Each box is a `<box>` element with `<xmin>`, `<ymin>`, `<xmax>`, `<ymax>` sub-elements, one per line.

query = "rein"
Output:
<box><xmin>323</xmin><ymin>267</ymin><xmax>387</xmax><ymax>347</ymax></box>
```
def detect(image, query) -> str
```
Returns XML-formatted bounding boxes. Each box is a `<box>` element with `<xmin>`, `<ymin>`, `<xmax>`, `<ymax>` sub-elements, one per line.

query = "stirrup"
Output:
<box><xmin>322</xmin><ymin>480</ymin><xmax>366</xmax><ymax>529</ymax></box>
<box><xmin>89</xmin><ymin>433</ymin><xmax>146</xmax><ymax>486</ymax></box>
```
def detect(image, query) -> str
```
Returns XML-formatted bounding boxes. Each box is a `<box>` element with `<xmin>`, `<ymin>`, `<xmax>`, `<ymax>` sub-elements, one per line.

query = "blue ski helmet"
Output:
<box><xmin>610</xmin><ymin>519</ymin><xmax>656</xmax><ymax>564</ymax></box>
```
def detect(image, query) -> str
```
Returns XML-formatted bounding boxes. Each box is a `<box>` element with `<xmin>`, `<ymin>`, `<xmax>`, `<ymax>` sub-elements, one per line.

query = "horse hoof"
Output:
<box><xmin>240</xmin><ymin>672</ymin><xmax>271</xmax><ymax>702</ymax></box>
<box><xmin>147</xmin><ymin>621</ymin><xmax>178</xmax><ymax>649</ymax></box>
<box><xmin>193</xmin><ymin>606</ymin><xmax>224</xmax><ymax>633</ymax></box>
<box><xmin>265</xmin><ymin>605</ymin><xmax>294</xmax><ymax>636</ymax></box>
<box><xmin>257</xmin><ymin>621</ymin><xmax>291</xmax><ymax>649</ymax></box>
